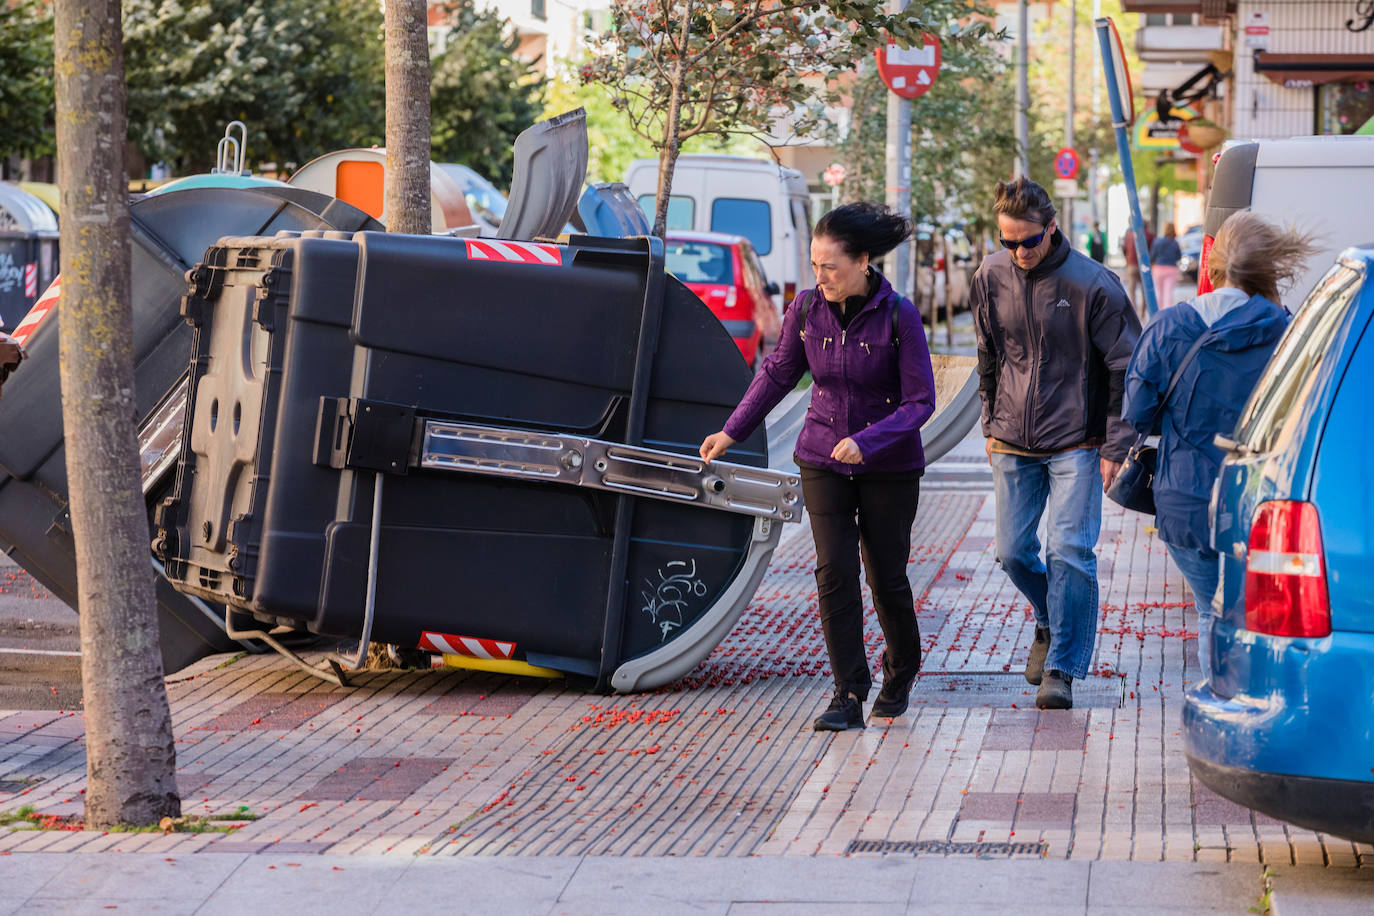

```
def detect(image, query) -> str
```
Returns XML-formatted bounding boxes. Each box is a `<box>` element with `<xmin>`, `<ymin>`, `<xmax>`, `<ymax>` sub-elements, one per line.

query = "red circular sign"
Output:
<box><xmin>1054</xmin><ymin>147</ymin><xmax>1080</xmax><ymax>180</ymax></box>
<box><xmin>875</xmin><ymin>34</ymin><xmax>941</xmax><ymax>100</ymax></box>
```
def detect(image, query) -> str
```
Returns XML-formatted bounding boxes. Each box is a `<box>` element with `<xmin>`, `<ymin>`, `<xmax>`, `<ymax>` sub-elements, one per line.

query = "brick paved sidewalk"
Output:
<box><xmin>0</xmin><ymin>440</ymin><xmax>1370</xmax><ymax>870</ymax></box>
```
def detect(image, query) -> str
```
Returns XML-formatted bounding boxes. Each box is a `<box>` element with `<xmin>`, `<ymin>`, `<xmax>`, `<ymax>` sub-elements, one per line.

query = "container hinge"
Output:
<box><xmin>315</xmin><ymin>397</ymin><xmax>416</xmax><ymax>475</ymax></box>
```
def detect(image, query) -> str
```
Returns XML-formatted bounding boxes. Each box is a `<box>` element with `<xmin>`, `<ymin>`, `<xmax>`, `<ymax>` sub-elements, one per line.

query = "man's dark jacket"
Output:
<box><xmin>970</xmin><ymin>230</ymin><xmax>1142</xmax><ymax>461</ymax></box>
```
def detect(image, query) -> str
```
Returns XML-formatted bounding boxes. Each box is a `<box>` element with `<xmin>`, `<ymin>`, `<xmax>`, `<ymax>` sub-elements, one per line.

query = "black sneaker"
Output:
<box><xmin>813</xmin><ymin>693</ymin><xmax>865</xmax><ymax>731</ymax></box>
<box><xmin>1025</xmin><ymin>626</ymin><xmax>1051</xmax><ymax>686</ymax></box>
<box><xmin>1036</xmin><ymin>670</ymin><xmax>1073</xmax><ymax>709</ymax></box>
<box><xmin>870</xmin><ymin>682</ymin><xmax>911</xmax><ymax>719</ymax></box>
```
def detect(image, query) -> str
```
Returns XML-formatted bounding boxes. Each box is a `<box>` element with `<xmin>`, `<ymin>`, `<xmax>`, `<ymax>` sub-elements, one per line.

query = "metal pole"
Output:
<box><xmin>1095</xmin><ymin>18</ymin><xmax>1156</xmax><ymax>317</ymax></box>
<box><xmin>1090</xmin><ymin>0</ymin><xmax>1101</xmax><ymax>223</ymax></box>
<box><xmin>885</xmin><ymin>0</ymin><xmax>912</xmax><ymax>298</ymax></box>
<box><xmin>1064</xmin><ymin>0</ymin><xmax>1076</xmax><ymax>243</ymax></box>
<box><xmin>1016</xmin><ymin>0</ymin><xmax>1030</xmax><ymax>177</ymax></box>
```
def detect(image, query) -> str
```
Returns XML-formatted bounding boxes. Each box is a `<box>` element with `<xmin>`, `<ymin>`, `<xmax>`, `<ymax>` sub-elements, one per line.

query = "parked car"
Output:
<box><xmin>1177</xmin><ymin>224</ymin><xmax>1203</xmax><ymax>281</ymax></box>
<box><xmin>665</xmin><ymin>230</ymin><xmax>781</xmax><ymax>367</ymax></box>
<box><xmin>1183</xmin><ymin>247</ymin><xmax>1374</xmax><ymax>844</ymax></box>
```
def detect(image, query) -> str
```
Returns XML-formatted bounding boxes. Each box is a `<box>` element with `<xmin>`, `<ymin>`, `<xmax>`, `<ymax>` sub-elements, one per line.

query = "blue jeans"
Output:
<box><xmin>991</xmin><ymin>448</ymin><xmax>1102</xmax><ymax>680</ymax></box>
<box><xmin>1164</xmin><ymin>541</ymin><xmax>1220</xmax><ymax>683</ymax></box>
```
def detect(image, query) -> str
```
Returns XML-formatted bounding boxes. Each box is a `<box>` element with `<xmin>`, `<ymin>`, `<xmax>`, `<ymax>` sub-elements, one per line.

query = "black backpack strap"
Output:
<box><xmin>891</xmin><ymin>299</ymin><xmax>900</xmax><ymax>348</ymax></box>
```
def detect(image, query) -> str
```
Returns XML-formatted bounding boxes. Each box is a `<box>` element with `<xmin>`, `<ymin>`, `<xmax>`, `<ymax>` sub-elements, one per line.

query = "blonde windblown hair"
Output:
<box><xmin>1206</xmin><ymin>212</ymin><xmax>1318</xmax><ymax>303</ymax></box>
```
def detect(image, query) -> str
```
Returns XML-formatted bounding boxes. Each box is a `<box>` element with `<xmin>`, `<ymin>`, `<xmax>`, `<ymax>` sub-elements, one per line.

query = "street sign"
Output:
<box><xmin>1053</xmin><ymin>178</ymin><xmax>1079</xmax><ymax>198</ymax></box>
<box><xmin>823</xmin><ymin>163</ymin><xmax>846</xmax><ymax>187</ymax></box>
<box><xmin>875</xmin><ymin>34</ymin><xmax>941</xmax><ymax>100</ymax></box>
<box><xmin>1054</xmin><ymin>147</ymin><xmax>1080</xmax><ymax>180</ymax></box>
<box><xmin>1244</xmin><ymin>11</ymin><xmax>1270</xmax><ymax>50</ymax></box>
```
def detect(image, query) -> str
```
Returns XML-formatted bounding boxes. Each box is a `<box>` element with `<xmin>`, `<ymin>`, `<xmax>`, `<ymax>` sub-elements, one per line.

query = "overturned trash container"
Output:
<box><xmin>154</xmin><ymin>231</ymin><xmax>801</xmax><ymax>692</ymax></box>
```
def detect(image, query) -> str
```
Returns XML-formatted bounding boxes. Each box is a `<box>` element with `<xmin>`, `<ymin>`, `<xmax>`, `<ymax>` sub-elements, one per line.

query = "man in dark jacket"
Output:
<box><xmin>970</xmin><ymin>177</ymin><xmax>1141</xmax><ymax>709</ymax></box>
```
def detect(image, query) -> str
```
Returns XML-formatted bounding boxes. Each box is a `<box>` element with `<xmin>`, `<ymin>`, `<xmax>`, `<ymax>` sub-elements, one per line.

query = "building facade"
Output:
<box><xmin>1232</xmin><ymin>0</ymin><xmax>1374</xmax><ymax>138</ymax></box>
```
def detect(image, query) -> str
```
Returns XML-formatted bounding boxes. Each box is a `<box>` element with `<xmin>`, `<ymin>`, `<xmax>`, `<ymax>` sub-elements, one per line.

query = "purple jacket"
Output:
<box><xmin>723</xmin><ymin>273</ymin><xmax>936</xmax><ymax>475</ymax></box>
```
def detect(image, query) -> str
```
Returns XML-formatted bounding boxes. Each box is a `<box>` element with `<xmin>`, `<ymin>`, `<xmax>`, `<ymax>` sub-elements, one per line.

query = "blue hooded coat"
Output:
<box><xmin>1122</xmin><ymin>290</ymin><xmax>1290</xmax><ymax>550</ymax></box>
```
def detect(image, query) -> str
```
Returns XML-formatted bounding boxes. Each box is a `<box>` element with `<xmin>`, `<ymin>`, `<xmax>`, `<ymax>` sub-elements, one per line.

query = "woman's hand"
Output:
<box><xmin>831</xmin><ymin>437</ymin><xmax>864</xmax><ymax>464</ymax></box>
<box><xmin>700</xmin><ymin>431</ymin><xmax>736</xmax><ymax>464</ymax></box>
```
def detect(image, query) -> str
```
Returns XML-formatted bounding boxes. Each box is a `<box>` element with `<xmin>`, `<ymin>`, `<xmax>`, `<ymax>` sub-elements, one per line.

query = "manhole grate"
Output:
<box><xmin>911</xmin><ymin>671</ymin><xmax>1124</xmax><ymax>708</ymax></box>
<box><xmin>847</xmin><ymin>839</ymin><xmax>1048</xmax><ymax>856</ymax></box>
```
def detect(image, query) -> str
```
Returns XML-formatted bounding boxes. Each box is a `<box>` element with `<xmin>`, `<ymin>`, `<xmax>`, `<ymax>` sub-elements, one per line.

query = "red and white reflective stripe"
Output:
<box><xmin>417</xmin><ymin>630</ymin><xmax>516</xmax><ymax>660</ymax></box>
<box><xmin>1247</xmin><ymin>550</ymin><xmax>1322</xmax><ymax>577</ymax></box>
<box><xmin>463</xmin><ymin>239</ymin><xmax>562</xmax><ymax>266</ymax></box>
<box><xmin>11</xmin><ymin>276</ymin><xmax>61</xmax><ymax>347</ymax></box>
<box><xmin>23</xmin><ymin>263</ymin><xmax>36</xmax><ymax>299</ymax></box>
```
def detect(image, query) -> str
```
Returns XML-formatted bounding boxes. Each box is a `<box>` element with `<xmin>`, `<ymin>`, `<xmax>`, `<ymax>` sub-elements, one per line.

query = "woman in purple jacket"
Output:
<box><xmin>700</xmin><ymin>203</ymin><xmax>937</xmax><ymax>731</ymax></box>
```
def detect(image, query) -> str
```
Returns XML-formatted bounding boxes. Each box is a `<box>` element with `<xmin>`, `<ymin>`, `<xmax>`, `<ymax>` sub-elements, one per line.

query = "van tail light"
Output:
<box><xmin>783</xmin><ymin>282</ymin><xmax>796</xmax><ymax>302</ymax></box>
<box><xmin>1196</xmin><ymin>234</ymin><xmax>1215</xmax><ymax>294</ymax></box>
<box><xmin>1244</xmin><ymin>500</ymin><xmax>1332</xmax><ymax>637</ymax></box>
<box><xmin>725</xmin><ymin>286</ymin><xmax>737</xmax><ymax>309</ymax></box>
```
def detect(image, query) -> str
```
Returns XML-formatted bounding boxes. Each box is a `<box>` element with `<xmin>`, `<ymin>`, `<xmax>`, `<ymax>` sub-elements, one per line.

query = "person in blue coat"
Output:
<box><xmin>1122</xmin><ymin>212</ymin><xmax>1315</xmax><ymax>681</ymax></box>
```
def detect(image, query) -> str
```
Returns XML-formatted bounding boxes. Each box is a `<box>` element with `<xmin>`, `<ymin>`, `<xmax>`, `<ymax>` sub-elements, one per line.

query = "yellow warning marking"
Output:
<box><xmin>440</xmin><ymin>654</ymin><xmax>563</xmax><ymax>679</ymax></box>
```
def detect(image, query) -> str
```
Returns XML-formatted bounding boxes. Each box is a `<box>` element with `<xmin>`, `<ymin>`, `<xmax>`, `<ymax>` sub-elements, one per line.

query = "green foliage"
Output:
<box><xmin>581</xmin><ymin>0</ymin><xmax>994</xmax><ymax>232</ymax></box>
<box><xmin>429</xmin><ymin>0</ymin><xmax>546</xmax><ymax>186</ymax></box>
<box><xmin>123</xmin><ymin>0</ymin><xmax>386</xmax><ymax>174</ymax></box>
<box><xmin>0</xmin><ymin>0</ymin><xmax>54</xmax><ymax>164</ymax></box>
<box><xmin>545</xmin><ymin>72</ymin><xmax>656</xmax><ymax>185</ymax></box>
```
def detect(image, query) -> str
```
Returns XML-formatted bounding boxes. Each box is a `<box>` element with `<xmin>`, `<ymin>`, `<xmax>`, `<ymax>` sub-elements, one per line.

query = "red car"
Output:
<box><xmin>666</xmin><ymin>231</ymin><xmax>782</xmax><ymax>367</ymax></box>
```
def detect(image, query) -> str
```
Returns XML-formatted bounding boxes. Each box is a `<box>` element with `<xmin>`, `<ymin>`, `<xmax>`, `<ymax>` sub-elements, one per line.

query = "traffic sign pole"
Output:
<box><xmin>1096</xmin><ymin>17</ymin><xmax>1157</xmax><ymax>317</ymax></box>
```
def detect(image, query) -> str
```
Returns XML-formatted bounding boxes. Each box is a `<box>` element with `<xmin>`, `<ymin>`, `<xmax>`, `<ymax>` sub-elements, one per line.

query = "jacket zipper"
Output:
<box><xmin>1024</xmin><ymin>274</ymin><xmax>1037</xmax><ymax>446</ymax></box>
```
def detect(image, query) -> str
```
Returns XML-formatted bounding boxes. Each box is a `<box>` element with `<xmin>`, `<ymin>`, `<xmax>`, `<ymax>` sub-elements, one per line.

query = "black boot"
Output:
<box><xmin>813</xmin><ymin>691</ymin><xmax>865</xmax><ymax>731</ymax></box>
<box><xmin>1025</xmin><ymin>626</ymin><xmax>1051</xmax><ymax>685</ymax></box>
<box><xmin>1036</xmin><ymin>669</ymin><xmax>1073</xmax><ymax>709</ymax></box>
<box><xmin>871</xmin><ymin>680</ymin><xmax>912</xmax><ymax>719</ymax></box>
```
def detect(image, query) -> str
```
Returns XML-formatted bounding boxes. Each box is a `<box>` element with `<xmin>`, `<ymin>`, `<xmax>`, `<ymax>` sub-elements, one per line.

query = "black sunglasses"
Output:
<box><xmin>1000</xmin><ymin>226</ymin><xmax>1049</xmax><ymax>251</ymax></box>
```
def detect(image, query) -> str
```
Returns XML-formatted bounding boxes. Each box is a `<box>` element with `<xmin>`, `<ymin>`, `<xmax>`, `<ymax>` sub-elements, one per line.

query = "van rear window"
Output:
<box><xmin>711</xmin><ymin>199</ymin><xmax>772</xmax><ymax>255</ymax></box>
<box><xmin>1235</xmin><ymin>262</ymin><xmax>1366</xmax><ymax>453</ymax></box>
<box><xmin>637</xmin><ymin>194</ymin><xmax>694</xmax><ymax>230</ymax></box>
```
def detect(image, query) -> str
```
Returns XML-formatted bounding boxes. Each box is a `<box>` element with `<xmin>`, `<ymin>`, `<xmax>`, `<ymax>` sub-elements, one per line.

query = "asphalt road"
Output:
<box><xmin>0</xmin><ymin>551</ymin><xmax>82</xmax><ymax>711</ymax></box>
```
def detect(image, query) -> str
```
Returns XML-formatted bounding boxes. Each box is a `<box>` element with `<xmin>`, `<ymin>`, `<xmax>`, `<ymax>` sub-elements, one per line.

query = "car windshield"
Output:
<box><xmin>1234</xmin><ymin>260</ymin><xmax>1367</xmax><ymax>453</ymax></box>
<box><xmin>666</xmin><ymin>240</ymin><xmax>733</xmax><ymax>284</ymax></box>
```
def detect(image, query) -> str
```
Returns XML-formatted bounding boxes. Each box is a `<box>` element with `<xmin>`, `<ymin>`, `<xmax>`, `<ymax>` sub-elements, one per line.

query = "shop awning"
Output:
<box><xmin>1254</xmin><ymin>53</ymin><xmax>1374</xmax><ymax>88</ymax></box>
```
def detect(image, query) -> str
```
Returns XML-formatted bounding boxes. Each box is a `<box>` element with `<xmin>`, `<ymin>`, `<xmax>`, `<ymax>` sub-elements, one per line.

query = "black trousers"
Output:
<box><xmin>800</xmin><ymin>463</ymin><xmax>922</xmax><ymax>701</ymax></box>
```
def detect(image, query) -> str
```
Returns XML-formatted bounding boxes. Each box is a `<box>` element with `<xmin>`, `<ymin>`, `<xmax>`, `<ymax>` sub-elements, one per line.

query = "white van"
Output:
<box><xmin>625</xmin><ymin>154</ymin><xmax>816</xmax><ymax>305</ymax></box>
<box><xmin>1204</xmin><ymin>136</ymin><xmax>1374</xmax><ymax>308</ymax></box>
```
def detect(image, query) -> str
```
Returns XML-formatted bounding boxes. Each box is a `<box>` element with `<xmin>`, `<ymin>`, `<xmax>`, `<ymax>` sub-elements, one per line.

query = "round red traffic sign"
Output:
<box><xmin>1054</xmin><ymin>147</ymin><xmax>1080</xmax><ymax>180</ymax></box>
<box><xmin>875</xmin><ymin>34</ymin><xmax>941</xmax><ymax>100</ymax></box>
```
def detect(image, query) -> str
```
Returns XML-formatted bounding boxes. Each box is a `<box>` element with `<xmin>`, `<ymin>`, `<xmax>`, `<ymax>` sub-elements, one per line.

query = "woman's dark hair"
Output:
<box><xmin>814</xmin><ymin>202</ymin><xmax>912</xmax><ymax>260</ymax></box>
<box><xmin>993</xmin><ymin>177</ymin><xmax>1056</xmax><ymax>225</ymax></box>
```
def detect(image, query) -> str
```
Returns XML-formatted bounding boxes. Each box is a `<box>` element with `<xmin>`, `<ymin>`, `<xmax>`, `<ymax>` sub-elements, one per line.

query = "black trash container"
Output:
<box><xmin>155</xmin><ymin>231</ymin><xmax>800</xmax><ymax>692</ymax></box>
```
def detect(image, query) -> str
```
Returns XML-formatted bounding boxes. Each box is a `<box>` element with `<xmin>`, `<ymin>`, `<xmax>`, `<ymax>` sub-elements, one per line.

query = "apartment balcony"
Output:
<box><xmin>1122</xmin><ymin>0</ymin><xmax>1235</xmax><ymax>19</ymax></box>
<box><xmin>1136</xmin><ymin>24</ymin><xmax>1227</xmax><ymax>64</ymax></box>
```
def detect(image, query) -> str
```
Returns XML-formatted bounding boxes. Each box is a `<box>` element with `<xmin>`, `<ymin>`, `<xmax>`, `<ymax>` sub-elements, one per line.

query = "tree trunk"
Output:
<box><xmin>53</xmin><ymin>0</ymin><xmax>179</xmax><ymax>829</ymax></box>
<box><xmin>652</xmin><ymin>76</ymin><xmax>687</xmax><ymax>238</ymax></box>
<box><xmin>652</xmin><ymin>1</ymin><xmax>694</xmax><ymax>239</ymax></box>
<box><xmin>384</xmin><ymin>0</ymin><xmax>432</xmax><ymax>235</ymax></box>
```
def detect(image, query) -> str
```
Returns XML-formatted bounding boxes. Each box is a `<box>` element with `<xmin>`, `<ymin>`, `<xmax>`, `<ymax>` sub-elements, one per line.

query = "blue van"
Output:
<box><xmin>1183</xmin><ymin>248</ymin><xmax>1374</xmax><ymax>843</ymax></box>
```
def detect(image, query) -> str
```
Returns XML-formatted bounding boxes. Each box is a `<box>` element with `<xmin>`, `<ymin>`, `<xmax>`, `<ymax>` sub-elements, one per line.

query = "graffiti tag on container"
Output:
<box><xmin>641</xmin><ymin>558</ymin><xmax>707</xmax><ymax>642</ymax></box>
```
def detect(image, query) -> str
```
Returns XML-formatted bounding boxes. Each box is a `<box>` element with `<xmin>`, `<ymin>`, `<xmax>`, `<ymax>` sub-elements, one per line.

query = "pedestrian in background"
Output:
<box><xmin>700</xmin><ymin>203</ymin><xmax>936</xmax><ymax>731</ymax></box>
<box><xmin>1122</xmin><ymin>212</ymin><xmax>1314</xmax><ymax>682</ymax></box>
<box><xmin>1150</xmin><ymin>222</ymin><xmax>1183</xmax><ymax>308</ymax></box>
<box><xmin>1087</xmin><ymin>221</ymin><xmax>1107</xmax><ymax>263</ymax></box>
<box><xmin>971</xmin><ymin>178</ymin><xmax>1141</xmax><ymax>709</ymax></box>
<box><xmin>1122</xmin><ymin>224</ymin><xmax>1155</xmax><ymax>319</ymax></box>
